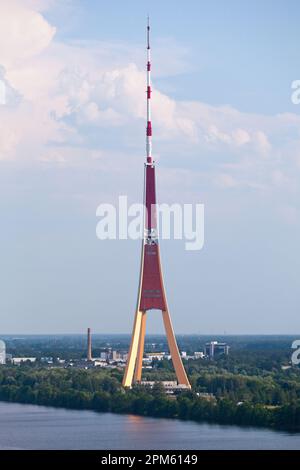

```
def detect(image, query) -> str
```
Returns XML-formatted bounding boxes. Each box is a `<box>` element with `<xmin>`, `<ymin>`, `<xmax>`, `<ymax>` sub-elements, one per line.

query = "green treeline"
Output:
<box><xmin>0</xmin><ymin>366</ymin><xmax>300</xmax><ymax>431</ymax></box>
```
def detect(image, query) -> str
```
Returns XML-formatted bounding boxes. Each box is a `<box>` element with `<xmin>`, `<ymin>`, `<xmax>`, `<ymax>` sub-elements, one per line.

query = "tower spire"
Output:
<box><xmin>146</xmin><ymin>16</ymin><xmax>152</xmax><ymax>164</ymax></box>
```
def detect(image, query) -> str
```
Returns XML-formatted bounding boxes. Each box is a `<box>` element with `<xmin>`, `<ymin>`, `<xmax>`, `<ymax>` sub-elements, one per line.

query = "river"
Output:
<box><xmin>0</xmin><ymin>402</ymin><xmax>299</xmax><ymax>450</ymax></box>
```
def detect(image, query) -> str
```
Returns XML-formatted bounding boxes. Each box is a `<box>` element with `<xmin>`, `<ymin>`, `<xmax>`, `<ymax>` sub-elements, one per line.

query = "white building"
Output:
<box><xmin>205</xmin><ymin>341</ymin><xmax>229</xmax><ymax>358</ymax></box>
<box><xmin>194</xmin><ymin>351</ymin><xmax>204</xmax><ymax>359</ymax></box>
<box><xmin>145</xmin><ymin>352</ymin><xmax>165</xmax><ymax>361</ymax></box>
<box><xmin>12</xmin><ymin>357</ymin><xmax>36</xmax><ymax>365</ymax></box>
<box><xmin>140</xmin><ymin>381</ymin><xmax>190</xmax><ymax>392</ymax></box>
<box><xmin>93</xmin><ymin>360</ymin><xmax>107</xmax><ymax>367</ymax></box>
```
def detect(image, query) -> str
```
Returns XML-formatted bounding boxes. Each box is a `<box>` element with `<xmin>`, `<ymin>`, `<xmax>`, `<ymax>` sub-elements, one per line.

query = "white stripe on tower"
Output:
<box><xmin>146</xmin><ymin>17</ymin><xmax>152</xmax><ymax>164</ymax></box>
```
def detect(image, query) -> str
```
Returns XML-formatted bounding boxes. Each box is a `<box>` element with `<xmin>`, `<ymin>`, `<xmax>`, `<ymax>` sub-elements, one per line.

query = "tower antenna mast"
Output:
<box><xmin>146</xmin><ymin>16</ymin><xmax>152</xmax><ymax>164</ymax></box>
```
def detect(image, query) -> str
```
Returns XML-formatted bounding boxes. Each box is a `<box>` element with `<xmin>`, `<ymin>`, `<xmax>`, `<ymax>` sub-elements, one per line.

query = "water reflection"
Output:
<box><xmin>0</xmin><ymin>402</ymin><xmax>299</xmax><ymax>450</ymax></box>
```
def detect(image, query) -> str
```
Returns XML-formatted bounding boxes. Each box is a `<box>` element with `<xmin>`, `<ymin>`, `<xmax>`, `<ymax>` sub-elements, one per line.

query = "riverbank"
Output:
<box><xmin>0</xmin><ymin>367</ymin><xmax>300</xmax><ymax>432</ymax></box>
<box><xmin>1</xmin><ymin>401</ymin><xmax>300</xmax><ymax>450</ymax></box>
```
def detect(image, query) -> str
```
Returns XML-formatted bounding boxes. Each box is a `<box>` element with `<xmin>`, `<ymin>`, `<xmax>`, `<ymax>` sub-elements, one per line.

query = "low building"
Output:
<box><xmin>194</xmin><ymin>351</ymin><xmax>204</xmax><ymax>359</ymax></box>
<box><xmin>93</xmin><ymin>360</ymin><xmax>107</xmax><ymax>367</ymax></box>
<box><xmin>205</xmin><ymin>341</ymin><xmax>229</xmax><ymax>358</ymax></box>
<box><xmin>145</xmin><ymin>352</ymin><xmax>165</xmax><ymax>361</ymax></box>
<box><xmin>12</xmin><ymin>357</ymin><xmax>37</xmax><ymax>365</ymax></box>
<box><xmin>140</xmin><ymin>381</ymin><xmax>190</xmax><ymax>393</ymax></box>
<box><xmin>112</xmin><ymin>350</ymin><xmax>120</xmax><ymax>361</ymax></box>
<box><xmin>196</xmin><ymin>392</ymin><xmax>215</xmax><ymax>400</ymax></box>
<box><xmin>41</xmin><ymin>357</ymin><xmax>53</xmax><ymax>364</ymax></box>
<box><xmin>120</xmin><ymin>353</ymin><xmax>128</xmax><ymax>362</ymax></box>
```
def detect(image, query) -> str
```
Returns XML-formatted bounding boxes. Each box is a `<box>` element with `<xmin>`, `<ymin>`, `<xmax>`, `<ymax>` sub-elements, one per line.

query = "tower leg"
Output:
<box><xmin>134</xmin><ymin>311</ymin><xmax>147</xmax><ymax>382</ymax></box>
<box><xmin>162</xmin><ymin>309</ymin><xmax>191</xmax><ymax>388</ymax></box>
<box><xmin>122</xmin><ymin>309</ymin><xmax>143</xmax><ymax>387</ymax></box>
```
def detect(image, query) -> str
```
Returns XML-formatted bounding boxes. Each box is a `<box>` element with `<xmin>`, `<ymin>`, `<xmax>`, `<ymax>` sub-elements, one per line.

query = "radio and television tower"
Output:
<box><xmin>122</xmin><ymin>19</ymin><xmax>191</xmax><ymax>389</ymax></box>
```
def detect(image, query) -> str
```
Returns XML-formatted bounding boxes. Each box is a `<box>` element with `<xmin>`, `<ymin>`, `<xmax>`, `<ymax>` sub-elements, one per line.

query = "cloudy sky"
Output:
<box><xmin>0</xmin><ymin>0</ymin><xmax>300</xmax><ymax>334</ymax></box>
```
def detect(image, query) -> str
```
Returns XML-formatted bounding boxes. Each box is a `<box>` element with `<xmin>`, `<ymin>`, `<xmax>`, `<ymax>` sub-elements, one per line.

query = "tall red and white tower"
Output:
<box><xmin>122</xmin><ymin>19</ymin><xmax>191</xmax><ymax>388</ymax></box>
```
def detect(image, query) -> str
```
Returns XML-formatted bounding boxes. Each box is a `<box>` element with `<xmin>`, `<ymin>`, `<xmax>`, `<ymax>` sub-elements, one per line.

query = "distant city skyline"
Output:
<box><xmin>0</xmin><ymin>0</ymin><xmax>300</xmax><ymax>334</ymax></box>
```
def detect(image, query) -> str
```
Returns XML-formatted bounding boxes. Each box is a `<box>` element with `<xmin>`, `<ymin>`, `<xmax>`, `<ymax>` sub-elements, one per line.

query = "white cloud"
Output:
<box><xmin>232</xmin><ymin>128</ymin><xmax>251</xmax><ymax>146</ymax></box>
<box><xmin>278</xmin><ymin>205</ymin><xmax>299</xmax><ymax>225</ymax></box>
<box><xmin>13</xmin><ymin>0</ymin><xmax>57</xmax><ymax>11</ymax></box>
<box><xmin>0</xmin><ymin>2</ymin><xmax>56</xmax><ymax>68</ymax></box>
<box><xmin>214</xmin><ymin>173</ymin><xmax>239</xmax><ymax>189</ymax></box>
<box><xmin>253</xmin><ymin>130</ymin><xmax>271</xmax><ymax>156</ymax></box>
<box><xmin>0</xmin><ymin>0</ymin><xmax>300</xmax><ymax>221</ymax></box>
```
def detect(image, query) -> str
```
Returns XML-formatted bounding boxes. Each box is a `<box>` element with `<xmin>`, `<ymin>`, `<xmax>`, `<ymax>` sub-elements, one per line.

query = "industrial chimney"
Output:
<box><xmin>87</xmin><ymin>327</ymin><xmax>92</xmax><ymax>361</ymax></box>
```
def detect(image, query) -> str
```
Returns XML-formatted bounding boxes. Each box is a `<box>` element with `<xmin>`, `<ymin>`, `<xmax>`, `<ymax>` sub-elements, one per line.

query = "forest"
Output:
<box><xmin>1</xmin><ymin>345</ymin><xmax>300</xmax><ymax>431</ymax></box>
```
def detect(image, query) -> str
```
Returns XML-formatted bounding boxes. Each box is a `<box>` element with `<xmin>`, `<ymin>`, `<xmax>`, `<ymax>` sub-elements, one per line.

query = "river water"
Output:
<box><xmin>0</xmin><ymin>402</ymin><xmax>299</xmax><ymax>450</ymax></box>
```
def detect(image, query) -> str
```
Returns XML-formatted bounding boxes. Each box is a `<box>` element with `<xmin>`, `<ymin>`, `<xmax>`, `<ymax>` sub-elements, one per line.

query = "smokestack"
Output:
<box><xmin>87</xmin><ymin>327</ymin><xmax>92</xmax><ymax>361</ymax></box>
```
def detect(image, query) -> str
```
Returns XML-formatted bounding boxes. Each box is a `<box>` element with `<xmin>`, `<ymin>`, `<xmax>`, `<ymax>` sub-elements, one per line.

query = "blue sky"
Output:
<box><xmin>47</xmin><ymin>0</ymin><xmax>300</xmax><ymax>113</ymax></box>
<box><xmin>0</xmin><ymin>0</ymin><xmax>300</xmax><ymax>334</ymax></box>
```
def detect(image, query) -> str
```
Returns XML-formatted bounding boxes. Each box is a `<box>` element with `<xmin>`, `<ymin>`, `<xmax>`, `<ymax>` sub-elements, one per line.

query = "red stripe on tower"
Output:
<box><xmin>147</xmin><ymin>121</ymin><xmax>152</xmax><ymax>136</ymax></box>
